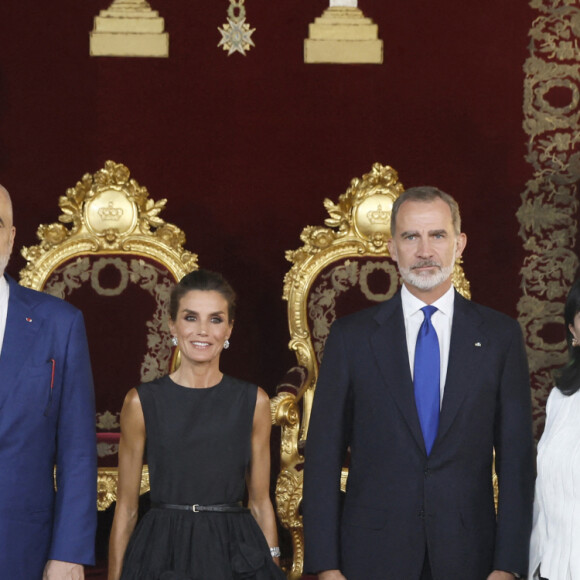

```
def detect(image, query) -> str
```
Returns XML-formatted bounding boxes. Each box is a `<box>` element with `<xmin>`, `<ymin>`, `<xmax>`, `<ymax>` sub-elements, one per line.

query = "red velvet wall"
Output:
<box><xmin>1</xmin><ymin>0</ymin><xmax>535</xmax><ymax>395</ymax></box>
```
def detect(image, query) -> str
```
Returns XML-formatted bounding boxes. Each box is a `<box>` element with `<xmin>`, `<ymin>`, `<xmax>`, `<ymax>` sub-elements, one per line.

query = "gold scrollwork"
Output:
<box><xmin>20</xmin><ymin>160</ymin><xmax>198</xmax><ymax>290</ymax></box>
<box><xmin>275</xmin><ymin>469</ymin><xmax>304</xmax><ymax>580</ymax></box>
<box><xmin>97</xmin><ymin>466</ymin><xmax>149</xmax><ymax>511</ymax></box>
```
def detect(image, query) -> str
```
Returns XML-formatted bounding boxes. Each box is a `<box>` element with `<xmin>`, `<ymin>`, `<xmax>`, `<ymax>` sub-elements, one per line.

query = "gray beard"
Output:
<box><xmin>399</xmin><ymin>257</ymin><xmax>455</xmax><ymax>292</ymax></box>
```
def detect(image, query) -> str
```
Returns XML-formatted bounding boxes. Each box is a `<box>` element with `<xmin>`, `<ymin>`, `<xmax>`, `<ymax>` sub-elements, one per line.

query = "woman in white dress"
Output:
<box><xmin>529</xmin><ymin>279</ymin><xmax>580</xmax><ymax>580</ymax></box>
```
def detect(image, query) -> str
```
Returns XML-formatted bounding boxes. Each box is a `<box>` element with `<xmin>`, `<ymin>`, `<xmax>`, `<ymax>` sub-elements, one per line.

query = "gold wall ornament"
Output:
<box><xmin>90</xmin><ymin>0</ymin><xmax>169</xmax><ymax>58</ymax></box>
<box><xmin>304</xmin><ymin>1</ymin><xmax>383</xmax><ymax>64</ymax></box>
<box><xmin>218</xmin><ymin>0</ymin><xmax>255</xmax><ymax>56</ymax></box>
<box><xmin>272</xmin><ymin>163</ymin><xmax>471</xmax><ymax>578</ymax></box>
<box><xmin>516</xmin><ymin>0</ymin><xmax>580</xmax><ymax>439</ymax></box>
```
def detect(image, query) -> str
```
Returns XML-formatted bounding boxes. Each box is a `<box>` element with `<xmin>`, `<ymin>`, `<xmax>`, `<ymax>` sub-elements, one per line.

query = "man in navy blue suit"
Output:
<box><xmin>303</xmin><ymin>187</ymin><xmax>535</xmax><ymax>580</ymax></box>
<box><xmin>0</xmin><ymin>184</ymin><xmax>97</xmax><ymax>579</ymax></box>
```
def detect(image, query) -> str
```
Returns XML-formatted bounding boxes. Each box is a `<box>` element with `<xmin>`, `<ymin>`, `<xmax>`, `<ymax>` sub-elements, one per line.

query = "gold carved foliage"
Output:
<box><xmin>323</xmin><ymin>162</ymin><xmax>403</xmax><ymax>235</ymax></box>
<box><xmin>42</xmin><ymin>161</ymin><xmax>177</xmax><ymax>243</ymax></box>
<box><xmin>97</xmin><ymin>466</ymin><xmax>150</xmax><ymax>511</ymax></box>
<box><xmin>283</xmin><ymin>163</ymin><xmax>404</xmax><ymax>301</ymax></box>
<box><xmin>275</xmin><ymin>469</ymin><xmax>304</xmax><ymax>580</ymax></box>
<box><xmin>20</xmin><ymin>161</ymin><xmax>198</xmax><ymax>290</ymax></box>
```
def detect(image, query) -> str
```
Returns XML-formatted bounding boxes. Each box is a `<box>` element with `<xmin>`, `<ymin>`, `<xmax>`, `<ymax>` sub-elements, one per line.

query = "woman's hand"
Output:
<box><xmin>43</xmin><ymin>560</ymin><xmax>84</xmax><ymax>580</ymax></box>
<box><xmin>246</xmin><ymin>388</ymin><xmax>280</xmax><ymax>555</ymax></box>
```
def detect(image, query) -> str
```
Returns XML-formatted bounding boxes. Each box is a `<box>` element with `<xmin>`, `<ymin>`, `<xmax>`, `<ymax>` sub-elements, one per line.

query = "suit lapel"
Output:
<box><xmin>370</xmin><ymin>293</ymin><xmax>426</xmax><ymax>453</ymax></box>
<box><xmin>0</xmin><ymin>277</ymin><xmax>43</xmax><ymax>407</ymax></box>
<box><xmin>436</xmin><ymin>292</ymin><xmax>486</xmax><ymax>445</ymax></box>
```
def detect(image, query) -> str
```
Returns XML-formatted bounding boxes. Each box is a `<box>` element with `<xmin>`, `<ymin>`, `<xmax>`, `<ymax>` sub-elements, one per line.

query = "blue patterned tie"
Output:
<box><xmin>414</xmin><ymin>305</ymin><xmax>440</xmax><ymax>455</ymax></box>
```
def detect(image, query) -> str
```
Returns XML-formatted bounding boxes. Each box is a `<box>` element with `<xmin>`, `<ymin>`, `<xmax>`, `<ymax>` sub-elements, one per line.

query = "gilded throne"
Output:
<box><xmin>18</xmin><ymin>161</ymin><xmax>198</xmax><ymax>510</ymax></box>
<box><xmin>270</xmin><ymin>163</ymin><xmax>471</xmax><ymax>579</ymax></box>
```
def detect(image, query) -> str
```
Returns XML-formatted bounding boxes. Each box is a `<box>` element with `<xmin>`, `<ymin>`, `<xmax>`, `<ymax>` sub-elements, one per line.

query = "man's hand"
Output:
<box><xmin>487</xmin><ymin>571</ymin><xmax>517</xmax><ymax>580</ymax></box>
<box><xmin>43</xmin><ymin>560</ymin><xmax>84</xmax><ymax>580</ymax></box>
<box><xmin>318</xmin><ymin>571</ymin><xmax>347</xmax><ymax>580</ymax></box>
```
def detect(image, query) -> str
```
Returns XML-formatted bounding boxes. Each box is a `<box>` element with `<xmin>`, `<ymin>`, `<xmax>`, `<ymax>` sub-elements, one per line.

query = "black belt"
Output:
<box><xmin>152</xmin><ymin>501</ymin><xmax>249</xmax><ymax>513</ymax></box>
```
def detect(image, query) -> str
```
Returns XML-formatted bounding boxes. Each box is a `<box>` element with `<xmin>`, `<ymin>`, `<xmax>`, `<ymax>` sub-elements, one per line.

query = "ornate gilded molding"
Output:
<box><xmin>517</xmin><ymin>0</ymin><xmax>580</xmax><ymax>437</ymax></box>
<box><xmin>273</xmin><ymin>163</ymin><xmax>471</xmax><ymax>577</ymax></box>
<box><xmin>97</xmin><ymin>466</ymin><xmax>150</xmax><ymax>511</ymax></box>
<box><xmin>20</xmin><ymin>160</ymin><xmax>198</xmax><ymax>289</ymax></box>
<box><xmin>275</xmin><ymin>468</ymin><xmax>305</xmax><ymax>580</ymax></box>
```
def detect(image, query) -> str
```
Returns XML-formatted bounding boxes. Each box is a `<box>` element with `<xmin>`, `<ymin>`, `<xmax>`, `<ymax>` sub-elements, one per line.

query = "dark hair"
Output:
<box><xmin>169</xmin><ymin>269</ymin><xmax>237</xmax><ymax>322</ymax></box>
<box><xmin>390</xmin><ymin>186</ymin><xmax>461</xmax><ymax>237</ymax></box>
<box><xmin>555</xmin><ymin>277</ymin><xmax>580</xmax><ymax>396</ymax></box>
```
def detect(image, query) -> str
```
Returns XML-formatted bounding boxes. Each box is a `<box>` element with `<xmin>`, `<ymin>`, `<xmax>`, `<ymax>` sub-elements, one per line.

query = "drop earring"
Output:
<box><xmin>224</xmin><ymin>339</ymin><xmax>230</xmax><ymax>350</ymax></box>
<box><xmin>171</xmin><ymin>336</ymin><xmax>178</xmax><ymax>347</ymax></box>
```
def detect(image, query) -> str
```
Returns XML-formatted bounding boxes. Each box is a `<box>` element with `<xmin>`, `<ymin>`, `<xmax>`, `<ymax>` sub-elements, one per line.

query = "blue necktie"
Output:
<box><xmin>414</xmin><ymin>305</ymin><xmax>440</xmax><ymax>455</ymax></box>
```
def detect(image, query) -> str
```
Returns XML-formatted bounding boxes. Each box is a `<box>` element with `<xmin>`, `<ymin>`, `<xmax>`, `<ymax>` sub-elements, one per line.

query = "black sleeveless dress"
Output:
<box><xmin>120</xmin><ymin>375</ymin><xmax>286</xmax><ymax>580</ymax></box>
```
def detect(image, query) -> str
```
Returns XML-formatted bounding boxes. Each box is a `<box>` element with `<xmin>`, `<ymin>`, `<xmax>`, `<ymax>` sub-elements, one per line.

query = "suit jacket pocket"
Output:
<box><xmin>14</xmin><ymin>360</ymin><xmax>54</xmax><ymax>414</ymax></box>
<box><xmin>342</xmin><ymin>504</ymin><xmax>389</xmax><ymax>530</ymax></box>
<box><xmin>16</xmin><ymin>359</ymin><xmax>53</xmax><ymax>383</ymax></box>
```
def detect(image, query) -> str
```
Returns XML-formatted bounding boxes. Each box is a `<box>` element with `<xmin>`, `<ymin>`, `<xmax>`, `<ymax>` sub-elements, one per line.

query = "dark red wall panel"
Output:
<box><xmin>0</xmin><ymin>0</ymin><xmax>534</xmax><ymax>391</ymax></box>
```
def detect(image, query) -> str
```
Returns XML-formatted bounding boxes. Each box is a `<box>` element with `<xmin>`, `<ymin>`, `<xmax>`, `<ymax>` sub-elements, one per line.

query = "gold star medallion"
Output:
<box><xmin>218</xmin><ymin>0</ymin><xmax>255</xmax><ymax>56</ymax></box>
<box><xmin>218</xmin><ymin>17</ymin><xmax>255</xmax><ymax>56</ymax></box>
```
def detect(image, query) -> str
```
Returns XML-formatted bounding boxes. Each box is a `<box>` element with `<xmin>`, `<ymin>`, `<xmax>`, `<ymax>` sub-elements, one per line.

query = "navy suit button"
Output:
<box><xmin>424</xmin><ymin>468</ymin><xmax>430</xmax><ymax>477</ymax></box>
<box><xmin>418</xmin><ymin>509</ymin><xmax>425</xmax><ymax>519</ymax></box>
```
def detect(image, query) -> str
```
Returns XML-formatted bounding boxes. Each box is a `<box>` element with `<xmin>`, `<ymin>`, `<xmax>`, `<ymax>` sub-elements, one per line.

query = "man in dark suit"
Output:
<box><xmin>303</xmin><ymin>187</ymin><xmax>535</xmax><ymax>580</ymax></box>
<box><xmin>0</xmin><ymin>184</ymin><xmax>97</xmax><ymax>579</ymax></box>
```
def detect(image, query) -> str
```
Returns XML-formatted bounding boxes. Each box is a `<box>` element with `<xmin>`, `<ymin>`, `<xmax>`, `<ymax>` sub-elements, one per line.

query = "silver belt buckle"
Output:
<box><xmin>191</xmin><ymin>504</ymin><xmax>199</xmax><ymax>512</ymax></box>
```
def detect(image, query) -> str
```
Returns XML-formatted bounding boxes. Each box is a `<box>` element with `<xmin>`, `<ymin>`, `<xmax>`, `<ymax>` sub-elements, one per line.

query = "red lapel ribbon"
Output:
<box><xmin>50</xmin><ymin>358</ymin><xmax>55</xmax><ymax>390</ymax></box>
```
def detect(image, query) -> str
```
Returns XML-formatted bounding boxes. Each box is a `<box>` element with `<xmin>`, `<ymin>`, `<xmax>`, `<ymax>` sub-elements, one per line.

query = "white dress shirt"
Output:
<box><xmin>0</xmin><ymin>276</ymin><xmax>9</xmax><ymax>355</ymax></box>
<box><xmin>401</xmin><ymin>283</ymin><xmax>455</xmax><ymax>407</ymax></box>
<box><xmin>529</xmin><ymin>386</ymin><xmax>580</xmax><ymax>580</ymax></box>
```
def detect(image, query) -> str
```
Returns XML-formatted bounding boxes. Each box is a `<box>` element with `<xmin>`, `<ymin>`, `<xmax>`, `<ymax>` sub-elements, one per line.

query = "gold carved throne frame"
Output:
<box><xmin>271</xmin><ymin>163</ymin><xmax>471</xmax><ymax>579</ymax></box>
<box><xmin>19</xmin><ymin>161</ymin><xmax>198</xmax><ymax>510</ymax></box>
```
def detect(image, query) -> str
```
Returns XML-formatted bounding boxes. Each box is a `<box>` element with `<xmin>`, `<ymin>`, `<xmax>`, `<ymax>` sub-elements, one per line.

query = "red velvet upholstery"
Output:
<box><xmin>306</xmin><ymin>257</ymin><xmax>399</xmax><ymax>365</ymax></box>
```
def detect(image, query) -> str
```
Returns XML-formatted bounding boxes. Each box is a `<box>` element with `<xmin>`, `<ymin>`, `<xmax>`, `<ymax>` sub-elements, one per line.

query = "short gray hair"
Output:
<box><xmin>390</xmin><ymin>186</ymin><xmax>461</xmax><ymax>236</ymax></box>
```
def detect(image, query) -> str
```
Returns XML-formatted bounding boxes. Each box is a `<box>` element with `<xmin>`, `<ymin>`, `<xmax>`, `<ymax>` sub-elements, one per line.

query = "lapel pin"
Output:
<box><xmin>25</xmin><ymin>317</ymin><xmax>32</xmax><ymax>323</ymax></box>
<box><xmin>474</xmin><ymin>341</ymin><xmax>482</xmax><ymax>347</ymax></box>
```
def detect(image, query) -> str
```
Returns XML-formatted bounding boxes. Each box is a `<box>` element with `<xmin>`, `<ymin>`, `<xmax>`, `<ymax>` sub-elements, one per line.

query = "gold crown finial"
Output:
<box><xmin>98</xmin><ymin>201</ymin><xmax>124</xmax><ymax>221</ymax></box>
<box><xmin>367</xmin><ymin>204</ymin><xmax>389</xmax><ymax>225</ymax></box>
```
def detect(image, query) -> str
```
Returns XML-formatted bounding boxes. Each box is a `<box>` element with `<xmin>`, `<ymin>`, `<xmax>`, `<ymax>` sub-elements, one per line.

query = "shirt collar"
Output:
<box><xmin>401</xmin><ymin>283</ymin><xmax>455</xmax><ymax>319</ymax></box>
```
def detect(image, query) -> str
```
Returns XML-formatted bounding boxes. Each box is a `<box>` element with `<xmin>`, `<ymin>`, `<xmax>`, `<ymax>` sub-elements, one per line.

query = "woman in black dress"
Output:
<box><xmin>109</xmin><ymin>270</ymin><xmax>284</xmax><ymax>580</ymax></box>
